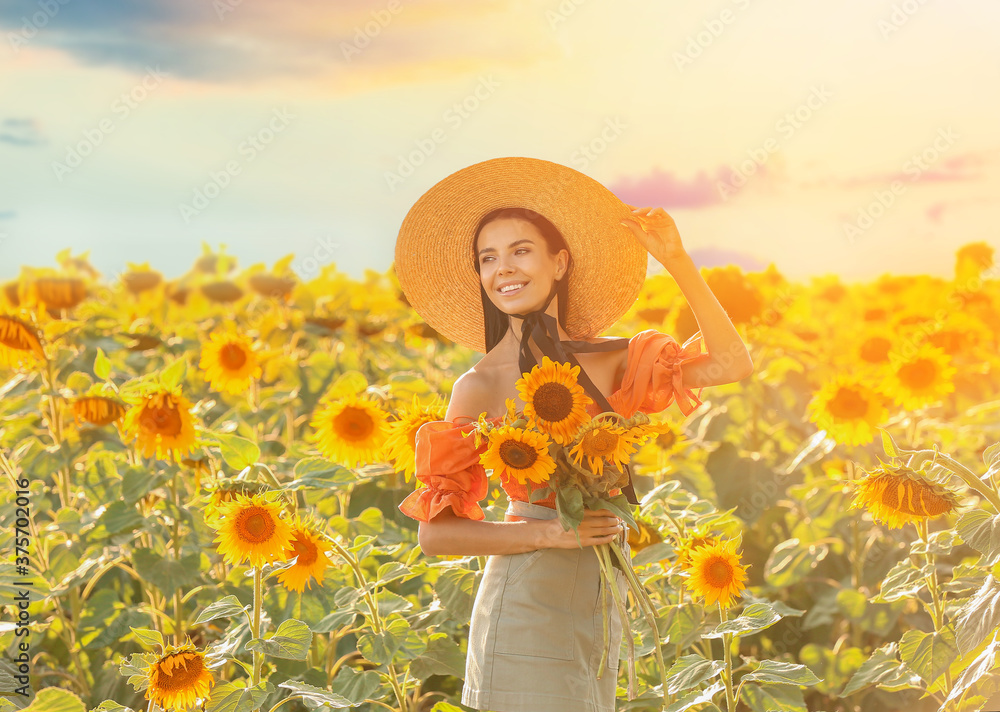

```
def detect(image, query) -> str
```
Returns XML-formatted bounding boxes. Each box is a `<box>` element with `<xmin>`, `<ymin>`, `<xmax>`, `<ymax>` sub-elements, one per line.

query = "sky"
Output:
<box><xmin>1</xmin><ymin>0</ymin><xmax>998</xmax><ymax>286</ymax></box>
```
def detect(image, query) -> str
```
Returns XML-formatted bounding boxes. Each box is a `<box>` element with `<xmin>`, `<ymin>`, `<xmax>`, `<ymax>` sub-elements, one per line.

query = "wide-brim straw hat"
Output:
<box><xmin>394</xmin><ymin>156</ymin><xmax>648</xmax><ymax>353</ymax></box>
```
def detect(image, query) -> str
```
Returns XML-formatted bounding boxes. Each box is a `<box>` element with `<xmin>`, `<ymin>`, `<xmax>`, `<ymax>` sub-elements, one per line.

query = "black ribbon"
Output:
<box><xmin>509</xmin><ymin>285</ymin><xmax>640</xmax><ymax>505</ymax></box>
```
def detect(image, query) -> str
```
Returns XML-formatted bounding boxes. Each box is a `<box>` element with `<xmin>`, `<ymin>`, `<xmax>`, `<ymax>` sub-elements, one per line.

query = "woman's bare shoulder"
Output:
<box><xmin>446</xmin><ymin>365</ymin><xmax>495</xmax><ymax>422</ymax></box>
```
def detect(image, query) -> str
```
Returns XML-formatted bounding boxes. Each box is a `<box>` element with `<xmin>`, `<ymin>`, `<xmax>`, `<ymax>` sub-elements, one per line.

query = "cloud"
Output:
<box><xmin>801</xmin><ymin>149</ymin><xmax>993</xmax><ymax>190</ymax></box>
<box><xmin>608</xmin><ymin>166</ymin><xmax>731</xmax><ymax>209</ymax></box>
<box><xmin>0</xmin><ymin>117</ymin><xmax>45</xmax><ymax>147</ymax></box>
<box><xmin>0</xmin><ymin>0</ymin><xmax>547</xmax><ymax>86</ymax></box>
<box><xmin>688</xmin><ymin>246</ymin><xmax>766</xmax><ymax>272</ymax></box>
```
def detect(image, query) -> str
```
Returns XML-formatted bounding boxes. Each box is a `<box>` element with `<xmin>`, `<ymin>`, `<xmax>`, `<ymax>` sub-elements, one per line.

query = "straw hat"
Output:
<box><xmin>394</xmin><ymin>156</ymin><xmax>648</xmax><ymax>353</ymax></box>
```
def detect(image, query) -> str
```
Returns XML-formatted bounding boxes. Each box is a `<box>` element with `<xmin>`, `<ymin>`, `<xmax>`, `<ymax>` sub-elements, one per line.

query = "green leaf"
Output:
<box><xmin>91</xmin><ymin>702</ymin><xmax>133</xmax><ymax>712</ymax></box>
<box><xmin>376</xmin><ymin>561</ymin><xmax>412</xmax><ymax>586</ymax></box>
<box><xmin>329</xmin><ymin>666</ymin><xmax>380</xmax><ymax>705</ymax></box>
<box><xmin>388</xmin><ymin>372</ymin><xmax>431</xmax><ymax>398</ymax></box>
<box><xmin>22</xmin><ymin>688</ymin><xmax>86</xmax><ymax>712</ymax></box>
<box><xmin>899</xmin><ymin>627</ymin><xmax>957</xmax><ymax>685</ymax></box>
<box><xmin>326</xmin><ymin>370</ymin><xmax>368</xmax><ymax>399</ymax></box>
<box><xmin>705</xmin><ymin>602</ymin><xmax>781</xmax><ymax>639</ymax></box>
<box><xmin>430</xmin><ymin>703</ymin><xmax>466</xmax><ymax>712</ymax></box>
<box><xmin>984</xmin><ymin>441</ymin><xmax>1000</xmax><ymax>469</ymax></box>
<box><xmin>741</xmin><ymin>683</ymin><xmax>807</xmax><ymax>712</ymax></box>
<box><xmin>357</xmin><ymin>615</ymin><xmax>425</xmax><ymax>665</ymax></box>
<box><xmin>741</xmin><ymin>660</ymin><xmax>821</xmax><ymax>686</ymax></box>
<box><xmin>873</xmin><ymin>561</ymin><xmax>930</xmax><ymax>603</ymax></box>
<box><xmin>288</xmin><ymin>457</ymin><xmax>356</xmax><ymax>489</ymax></box>
<box><xmin>841</xmin><ymin>643</ymin><xmax>901</xmax><ymax>696</ymax></box>
<box><xmin>132</xmin><ymin>548</ymin><xmax>203</xmax><ymax>594</ymax></box>
<box><xmin>665</xmin><ymin>654</ymin><xmax>725</xmax><ymax>695</ymax></box>
<box><xmin>206</xmin><ymin>680</ymin><xmax>273</xmax><ymax>712</ymax></box>
<box><xmin>128</xmin><ymin>627</ymin><xmax>163</xmax><ymax>650</ymax></box>
<box><xmin>276</xmin><ymin>681</ymin><xmax>354</xmax><ymax>709</ymax></box>
<box><xmin>99</xmin><ymin>501</ymin><xmax>144</xmax><ymax>535</ymax></box>
<box><xmin>556</xmin><ymin>485</ymin><xmax>584</xmax><ymax>534</ymax></box>
<box><xmin>212</xmin><ymin>432</ymin><xmax>261</xmax><ymax>470</ymax></box>
<box><xmin>764</xmin><ymin>538</ymin><xmax>829</xmax><ymax>588</ymax></box>
<box><xmin>663</xmin><ymin>604</ymin><xmax>705</xmax><ymax>649</ymax></box>
<box><xmin>94</xmin><ymin>347</ymin><xmax>112</xmax><ymax>379</ymax></box>
<box><xmin>942</xmin><ymin>630</ymin><xmax>1000</xmax><ymax>708</ymax></box>
<box><xmin>409</xmin><ymin>632</ymin><xmax>467</xmax><ymax>680</ymax></box>
<box><xmin>957</xmin><ymin>510</ymin><xmax>1000</xmax><ymax>565</ymax></box>
<box><xmin>662</xmin><ymin>682</ymin><xmax>725</xmax><ymax>712</ymax></box>
<box><xmin>436</xmin><ymin>568</ymin><xmax>479</xmax><ymax>621</ymax></box>
<box><xmin>878</xmin><ymin>428</ymin><xmax>900</xmax><ymax>458</ymax></box>
<box><xmin>159</xmin><ymin>357</ymin><xmax>187</xmax><ymax>390</ymax></box>
<box><xmin>194</xmin><ymin>595</ymin><xmax>248</xmax><ymax>624</ymax></box>
<box><xmin>245</xmin><ymin>619</ymin><xmax>312</xmax><ymax>660</ymax></box>
<box><xmin>955</xmin><ymin>576</ymin><xmax>1000</xmax><ymax>655</ymax></box>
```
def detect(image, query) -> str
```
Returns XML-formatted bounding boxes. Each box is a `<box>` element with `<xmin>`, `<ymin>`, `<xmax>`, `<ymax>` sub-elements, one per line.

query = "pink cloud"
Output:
<box><xmin>608</xmin><ymin>166</ymin><xmax>733</xmax><ymax>209</ymax></box>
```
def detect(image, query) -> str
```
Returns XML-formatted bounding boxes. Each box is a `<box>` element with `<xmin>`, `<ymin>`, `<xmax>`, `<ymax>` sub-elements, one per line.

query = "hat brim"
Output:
<box><xmin>394</xmin><ymin>156</ymin><xmax>648</xmax><ymax>353</ymax></box>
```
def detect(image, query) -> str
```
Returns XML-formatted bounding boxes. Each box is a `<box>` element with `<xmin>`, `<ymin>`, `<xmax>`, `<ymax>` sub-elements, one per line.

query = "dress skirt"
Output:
<box><xmin>461</xmin><ymin>500</ymin><xmax>631</xmax><ymax>712</ymax></box>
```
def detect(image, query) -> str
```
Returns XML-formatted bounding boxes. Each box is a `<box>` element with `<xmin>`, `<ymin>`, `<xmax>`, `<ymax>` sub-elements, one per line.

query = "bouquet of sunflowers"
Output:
<box><xmin>467</xmin><ymin>356</ymin><xmax>669</xmax><ymax>699</ymax></box>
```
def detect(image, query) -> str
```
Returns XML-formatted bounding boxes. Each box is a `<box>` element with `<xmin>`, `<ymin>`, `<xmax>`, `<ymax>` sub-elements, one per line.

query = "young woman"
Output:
<box><xmin>394</xmin><ymin>157</ymin><xmax>752</xmax><ymax>712</ymax></box>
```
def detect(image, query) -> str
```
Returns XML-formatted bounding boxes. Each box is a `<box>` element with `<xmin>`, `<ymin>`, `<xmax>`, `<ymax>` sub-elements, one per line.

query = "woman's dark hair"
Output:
<box><xmin>472</xmin><ymin>207</ymin><xmax>573</xmax><ymax>352</ymax></box>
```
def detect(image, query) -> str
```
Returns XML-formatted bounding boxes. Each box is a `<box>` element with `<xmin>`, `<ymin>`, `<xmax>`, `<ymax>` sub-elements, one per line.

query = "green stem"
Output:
<box><xmin>596</xmin><ymin>544</ymin><xmax>636</xmax><ymax>699</ymax></box>
<box><xmin>608</xmin><ymin>541</ymin><xmax>669</xmax><ymax>707</ymax></box>
<box><xmin>597</xmin><ymin>556</ymin><xmax>610</xmax><ymax>681</ymax></box>
<box><xmin>252</xmin><ymin>566</ymin><xmax>263</xmax><ymax>710</ymax></box>
<box><xmin>918</xmin><ymin>520</ymin><xmax>953</xmax><ymax>699</ymax></box>
<box><xmin>720</xmin><ymin>605</ymin><xmax>736</xmax><ymax>712</ymax></box>
<box><xmin>930</xmin><ymin>451</ymin><xmax>1000</xmax><ymax>512</ymax></box>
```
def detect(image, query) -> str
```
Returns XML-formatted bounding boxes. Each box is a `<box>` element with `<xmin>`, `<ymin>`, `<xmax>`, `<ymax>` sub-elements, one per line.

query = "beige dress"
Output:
<box><xmin>461</xmin><ymin>500</ymin><xmax>631</xmax><ymax>712</ymax></box>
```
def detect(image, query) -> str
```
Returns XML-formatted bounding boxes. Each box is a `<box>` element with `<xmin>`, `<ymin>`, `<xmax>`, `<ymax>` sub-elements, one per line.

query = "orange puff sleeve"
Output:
<box><xmin>398</xmin><ymin>419</ymin><xmax>491</xmax><ymax>522</ymax></box>
<box><xmin>608</xmin><ymin>329</ymin><xmax>706</xmax><ymax>418</ymax></box>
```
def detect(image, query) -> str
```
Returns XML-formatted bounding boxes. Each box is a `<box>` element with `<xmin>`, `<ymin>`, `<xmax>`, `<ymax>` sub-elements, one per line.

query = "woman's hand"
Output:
<box><xmin>620</xmin><ymin>205</ymin><xmax>689</xmax><ymax>269</ymax></box>
<box><xmin>538</xmin><ymin>508</ymin><xmax>623</xmax><ymax>549</ymax></box>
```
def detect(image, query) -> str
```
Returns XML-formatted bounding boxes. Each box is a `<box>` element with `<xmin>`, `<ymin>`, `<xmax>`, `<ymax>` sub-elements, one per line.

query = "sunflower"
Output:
<box><xmin>481</xmin><ymin>425</ymin><xmax>556</xmax><ymax>486</ymax></box>
<box><xmin>857</xmin><ymin>335</ymin><xmax>892</xmax><ymax>366</ymax></box>
<box><xmin>199</xmin><ymin>331</ymin><xmax>262</xmax><ymax>395</ymax></box>
<box><xmin>145</xmin><ymin>639</ymin><xmax>215</xmax><ymax>711</ymax></box>
<box><xmin>202</xmin><ymin>483</ymin><xmax>270</xmax><ymax>527</ymax></box>
<box><xmin>310</xmin><ymin>395</ymin><xmax>390</xmax><ymax>469</ymax></box>
<box><xmin>568</xmin><ymin>419</ymin><xmax>641</xmax><ymax>476</ymax></box>
<box><xmin>201</xmin><ymin>280</ymin><xmax>244</xmax><ymax>303</ymax></box>
<box><xmin>33</xmin><ymin>276</ymin><xmax>88</xmax><ymax>311</ymax></box>
<box><xmin>674</xmin><ymin>530</ymin><xmax>720</xmax><ymax>570</ymax></box>
<box><xmin>685</xmin><ymin>539</ymin><xmax>749</xmax><ymax>608</ymax></box>
<box><xmin>0</xmin><ymin>314</ymin><xmax>45</xmax><ymax>369</ymax></box>
<box><xmin>955</xmin><ymin>241</ymin><xmax>994</xmax><ymax>284</ymax></box>
<box><xmin>885</xmin><ymin>343</ymin><xmax>956</xmax><ymax>411</ymax></box>
<box><xmin>275</xmin><ymin>518</ymin><xmax>334</xmax><ymax>593</ymax></box>
<box><xmin>383</xmin><ymin>395</ymin><xmax>448</xmax><ymax>481</ymax></box>
<box><xmin>210</xmin><ymin>491</ymin><xmax>295</xmax><ymax>568</ymax></box>
<box><xmin>122</xmin><ymin>267</ymin><xmax>162</xmax><ymax>295</ymax></box>
<box><xmin>806</xmin><ymin>376</ymin><xmax>888</xmax><ymax>447</ymax></box>
<box><xmin>627</xmin><ymin>516</ymin><xmax>663</xmax><ymax>554</ymax></box>
<box><xmin>516</xmin><ymin>356</ymin><xmax>593</xmax><ymax>445</ymax></box>
<box><xmin>121</xmin><ymin>386</ymin><xmax>198</xmax><ymax>460</ymax></box>
<box><xmin>851</xmin><ymin>464</ymin><xmax>960</xmax><ymax>529</ymax></box>
<box><xmin>72</xmin><ymin>395</ymin><xmax>127</xmax><ymax>426</ymax></box>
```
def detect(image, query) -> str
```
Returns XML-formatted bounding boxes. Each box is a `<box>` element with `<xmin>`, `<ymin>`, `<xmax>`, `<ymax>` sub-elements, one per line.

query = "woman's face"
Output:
<box><xmin>476</xmin><ymin>217</ymin><xmax>569</xmax><ymax>315</ymax></box>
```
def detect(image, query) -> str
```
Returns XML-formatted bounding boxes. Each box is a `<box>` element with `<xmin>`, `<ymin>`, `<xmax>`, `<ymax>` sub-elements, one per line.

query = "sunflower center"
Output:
<box><xmin>859</xmin><ymin>337</ymin><xmax>891</xmax><ymax>363</ymax></box>
<box><xmin>827</xmin><ymin>387</ymin><xmax>869</xmax><ymax>419</ymax></box>
<box><xmin>291</xmin><ymin>536</ymin><xmax>318</xmax><ymax>566</ymax></box>
<box><xmin>219</xmin><ymin>343</ymin><xmax>247</xmax><ymax>370</ymax></box>
<box><xmin>878</xmin><ymin>475</ymin><xmax>952</xmax><ymax>517</ymax></box>
<box><xmin>0</xmin><ymin>316</ymin><xmax>40</xmax><ymax>352</ymax></box>
<box><xmin>333</xmin><ymin>407</ymin><xmax>375</xmax><ymax>442</ymax></box>
<box><xmin>531</xmin><ymin>382</ymin><xmax>574</xmax><ymax>423</ymax></box>
<box><xmin>582</xmin><ymin>429</ymin><xmax>620</xmax><ymax>457</ymax></box>
<box><xmin>139</xmin><ymin>397</ymin><xmax>183</xmax><ymax>436</ymax></box>
<box><xmin>704</xmin><ymin>558</ymin><xmax>734</xmax><ymax>588</ymax></box>
<box><xmin>656</xmin><ymin>431</ymin><xmax>677</xmax><ymax>449</ymax></box>
<box><xmin>154</xmin><ymin>652</ymin><xmax>205</xmax><ymax>691</ymax></box>
<box><xmin>898</xmin><ymin>359</ymin><xmax>936</xmax><ymax>389</ymax></box>
<box><xmin>498</xmin><ymin>439</ymin><xmax>538</xmax><ymax>470</ymax></box>
<box><xmin>237</xmin><ymin>507</ymin><xmax>276</xmax><ymax>543</ymax></box>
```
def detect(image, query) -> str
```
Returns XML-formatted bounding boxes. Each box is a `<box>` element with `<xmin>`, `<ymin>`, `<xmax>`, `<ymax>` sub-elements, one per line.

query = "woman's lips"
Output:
<box><xmin>497</xmin><ymin>281</ymin><xmax>528</xmax><ymax>296</ymax></box>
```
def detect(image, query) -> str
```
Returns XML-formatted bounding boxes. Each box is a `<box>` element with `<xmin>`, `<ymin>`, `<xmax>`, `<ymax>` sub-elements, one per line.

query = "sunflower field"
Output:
<box><xmin>2</xmin><ymin>241</ymin><xmax>1000</xmax><ymax>712</ymax></box>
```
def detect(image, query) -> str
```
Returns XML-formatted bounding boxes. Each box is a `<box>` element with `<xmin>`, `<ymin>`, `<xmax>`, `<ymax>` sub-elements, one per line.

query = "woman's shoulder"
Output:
<box><xmin>446</xmin><ymin>364</ymin><xmax>496</xmax><ymax>422</ymax></box>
